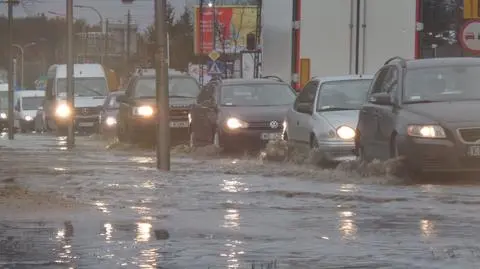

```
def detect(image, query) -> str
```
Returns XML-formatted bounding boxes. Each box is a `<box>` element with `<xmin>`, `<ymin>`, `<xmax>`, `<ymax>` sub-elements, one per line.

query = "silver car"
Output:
<box><xmin>283</xmin><ymin>75</ymin><xmax>373</xmax><ymax>162</ymax></box>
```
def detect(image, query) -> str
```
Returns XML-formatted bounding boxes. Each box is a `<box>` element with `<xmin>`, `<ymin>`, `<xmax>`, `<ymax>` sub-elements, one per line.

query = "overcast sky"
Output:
<box><xmin>0</xmin><ymin>0</ymin><xmax>194</xmax><ymax>31</ymax></box>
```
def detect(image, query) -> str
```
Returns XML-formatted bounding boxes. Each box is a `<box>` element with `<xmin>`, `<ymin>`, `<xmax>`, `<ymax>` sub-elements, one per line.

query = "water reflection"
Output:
<box><xmin>222</xmin><ymin>209</ymin><xmax>240</xmax><ymax>230</ymax></box>
<box><xmin>139</xmin><ymin>248</ymin><xmax>158</xmax><ymax>269</ymax></box>
<box><xmin>221</xmin><ymin>239</ymin><xmax>244</xmax><ymax>269</ymax></box>
<box><xmin>220</xmin><ymin>177</ymin><xmax>248</xmax><ymax>193</ymax></box>
<box><xmin>95</xmin><ymin>201</ymin><xmax>110</xmax><ymax>213</ymax></box>
<box><xmin>339</xmin><ymin>184</ymin><xmax>357</xmax><ymax>193</ymax></box>
<box><xmin>56</xmin><ymin>136</ymin><xmax>67</xmax><ymax>150</ymax></box>
<box><xmin>420</xmin><ymin>219</ymin><xmax>436</xmax><ymax>238</ymax></box>
<box><xmin>103</xmin><ymin>223</ymin><xmax>112</xmax><ymax>242</ymax></box>
<box><xmin>136</xmin><ymin>222</ymin><xmax>152</xmax><ymax>242</ymax></box>
<box><xmin>55</xmin><ymin>222</ymin><xmax>74</xmax><ymax>265</ymax></box>
<box><xmin>338</xmin><ymin>211</ymin><xmax>357</xmax><ymax>240</ymax></box>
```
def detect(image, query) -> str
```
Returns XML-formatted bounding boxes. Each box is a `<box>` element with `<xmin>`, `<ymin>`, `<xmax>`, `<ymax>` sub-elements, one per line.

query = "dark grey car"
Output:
<box><xmin>189</xmin><ymin>78</ymin><xmax>297</xmax><ymax>151</ymax></box>
<box><xmin>355</xmin><ymin>57</ymin><xmax>480</xmax><ymax>175</ymax></box>
<box><xmin>99</xmin><ymin>91</ymin><xmax>124</xmax><ymax>136</ymax></box>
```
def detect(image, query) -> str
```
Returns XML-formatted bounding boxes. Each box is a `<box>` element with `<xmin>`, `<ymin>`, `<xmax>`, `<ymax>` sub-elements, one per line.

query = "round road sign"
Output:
<box><xmin>459</xmin><ymin>20</ymin><xmax>480</xmax><ymax>53</ymax></box>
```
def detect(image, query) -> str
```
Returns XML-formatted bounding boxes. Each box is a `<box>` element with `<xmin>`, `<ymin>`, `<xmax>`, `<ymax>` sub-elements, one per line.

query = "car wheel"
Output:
<box><xmin>357</xmin><ymin>145</ymin><xmax>368</xmax><ymax>163</ymax></box>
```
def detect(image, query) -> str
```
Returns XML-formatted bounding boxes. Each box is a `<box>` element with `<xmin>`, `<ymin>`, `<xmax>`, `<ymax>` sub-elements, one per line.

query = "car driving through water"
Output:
<box><xmin>14</xmin><ymin>90</ymin><xmax>45</xmax><ymax>133</ymax></box>
<box><xmin>98</xmin><ymin>91</ymin><xmax>124</xmax><ymax>136</ymax></box>
<box><xmin>284</xmin><ymin>75</ymin><xmax>373</xmax><ymax>163</ymax></box>
<box><xmin>189</xmin><ymin>78</ymin><xmax>297</xmax><ymax>151</ymax></box>
<box><xmin>355</xmin><ymin>57</ymin><xmax>480</xmax><ymax>175</ymax></box>
<box><xmin>116</xmin><ymin>69</ymin><xmax>200</xmax><ymax>144</ymax></box>
<box><xmin>39</xmin><ymin>64</ymin><xmax>109</xmax><ymax>135</ymax></box>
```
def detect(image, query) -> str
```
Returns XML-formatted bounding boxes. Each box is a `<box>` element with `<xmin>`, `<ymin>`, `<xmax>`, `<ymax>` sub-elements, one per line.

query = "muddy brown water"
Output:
<box><xmin>1</xmin><ymin>132</ymin><xmax>480</xmax><ymax>268</ymax></box>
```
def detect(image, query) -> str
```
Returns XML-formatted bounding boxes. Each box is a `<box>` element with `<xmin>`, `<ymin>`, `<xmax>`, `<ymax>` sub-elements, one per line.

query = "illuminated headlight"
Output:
<box><xmin>0</xmin><ymin>112</ymin><xmax>6</xmax><ymax>119</ymax></box>
<box><xmin>133</xmin><ymin>106</ymin><xmax>154</xmax><ymax>117</ymax></box>
<box><xmin>407</xmin><ymin>125</ymin><xmax>446</xmax><ymax>138</ymax></box>
<box><xmin>105</xmin><ymin>116</ymin><xmax>117</xmax><ymax>126</ymax></box>
<box><xmin>336</xmin><ymin>126</ymin><xmax>356</xmax><ymax>140</ymax></box>
<box><xmin>226</xmin><ymin>117</ymin><xmax>248</xmax><ymax>129</ymax></box>
<box><xmin>24</xmin><ymin>115</ymin><xmax>33</xmax><ymax>121</ymax></box>
<box><xmin>188</xmin><ymin>113</ymin><xmax>192</xmax><ymax>123</ymax></box>
<box><xmin>55</xmin><ymin>103</ymin><xmax>72</xmax><ymax>118</ymax></box>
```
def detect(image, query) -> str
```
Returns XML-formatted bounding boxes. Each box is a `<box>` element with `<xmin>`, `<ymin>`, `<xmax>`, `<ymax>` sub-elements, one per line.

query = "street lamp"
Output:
<box><xmin>12</xmin><ymin>42</ymin><xmax>37</xmax><ymax>90</ymax></box>
<box><xmin>74</xmin><ymin>5</ymin><xmax>105</xmax><ymax>64</ymax></box>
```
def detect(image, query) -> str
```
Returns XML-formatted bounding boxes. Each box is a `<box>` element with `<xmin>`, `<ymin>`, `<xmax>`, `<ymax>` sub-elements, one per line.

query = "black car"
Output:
<box><xmin>189</xmin><ymin>78</ymin><xmax>297</xmax><ymax>150</ymax></box>
<box><xmin>355</xmin><ymin>56</ymin><xmax>480</xmax><ymax>174</ymax></box>
<box><xmin>99</xmin><ymin>91</ymin><xmax>124</xmax><ymax>136</ymax></box>
<box><xmin>116</xmin><ymin>69</ymin><xmax>200</xmax><ymax>144</ymax></box>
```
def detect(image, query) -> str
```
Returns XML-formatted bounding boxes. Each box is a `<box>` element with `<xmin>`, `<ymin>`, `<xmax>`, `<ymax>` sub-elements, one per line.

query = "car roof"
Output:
<box><xmin>312</xmin><ymin>74</ymin><xmax>374</xmax><ymax>82</ymax></box>
<box><xmin>404</xmin><ymin>57</ymin><xmax>480</xmax><ymax>69</ymax></box>
<box><xmin>220</xmin><ymin>78</ymin><xmax>288</xmax><ymax>86</ymax></box>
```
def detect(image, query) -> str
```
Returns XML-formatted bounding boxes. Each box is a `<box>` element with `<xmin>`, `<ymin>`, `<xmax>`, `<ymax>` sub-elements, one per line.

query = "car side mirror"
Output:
<box><xmin>369</xmin><ymin>92</ymin><xmax>392</xmax><ymax>105</ymax></box>
<box><xmin>116</xmin><ymin>95</ymin><xmax>128</xmax><ymax>103</ymax></box>
<box><xmin>297</xmin><ymin>102</ymin><xmax>313</xmax><ymax>114</ymax></box>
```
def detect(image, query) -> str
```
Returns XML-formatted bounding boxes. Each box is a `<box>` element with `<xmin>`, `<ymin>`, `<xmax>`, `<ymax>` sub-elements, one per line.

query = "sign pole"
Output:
<box><xmin>155</xmin><ymin>0</ymin><xmax>170</xmax><ymax>171</ymax></box>
<box><xmin>67</xmin><ymin>0</ymin><xmax>75</xmax><ymax>148</ymax></box>
<box><xmin>7</xmin><ymin>0</ymin><xmax>14</xmax><ymax>140</ymax></box>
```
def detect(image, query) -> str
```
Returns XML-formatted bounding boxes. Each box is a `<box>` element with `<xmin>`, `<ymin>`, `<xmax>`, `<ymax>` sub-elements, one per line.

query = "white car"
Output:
<box><xmin>283</xmin><ymin>75</ymin><xmax>373</xmax><ymax>162</ymax></box>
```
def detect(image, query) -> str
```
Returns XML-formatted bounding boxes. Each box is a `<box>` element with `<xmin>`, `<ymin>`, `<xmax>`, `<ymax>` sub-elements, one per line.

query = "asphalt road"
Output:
<box><xmin>1</xmin><ymin>133</ymin><xmax>480</xmax><ymax>268</ymax></box>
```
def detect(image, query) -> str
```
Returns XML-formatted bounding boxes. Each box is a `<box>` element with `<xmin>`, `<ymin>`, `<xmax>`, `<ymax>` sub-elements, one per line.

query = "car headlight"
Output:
<box><xmin>226</xmin><ymin>117</ymin><xmax>248</xmax><ymax>129</ymax></box>
<box><xmin>105</xmin><ymin>116</ymin><xmax>117</xmax><ymax>126</ymax></box>
<box><xmin>0</xmin><ymin>112</ymin><xmax>6</xmax><ymax>119</ymax></box>
<box><xmin>188</xmin><ymin>113</ymin><xmax>192</xmax><ymax>123</ymax></box>
<box><xmin>336</xmin><ymin>126</ymin><xmax>356</xmax><ymax>140</ymax></box>
<box><xmin>55</xmin><ymin>103</ymin><xmax>72</xmax><ymax>118</ymax></box>
<box><xmin>407</xmin><ymin>125</ymin><xmax>446</xmax><ymax>138</ymax></box>
<box><xmin>133</xmin><ymin>106</ymin><xmax>154</xmax><ymax>117</ymax></box>
<box><xmin>24</xmin><ymin>115</ymin><xmax>33</xmax><ymax>121</ymax></box>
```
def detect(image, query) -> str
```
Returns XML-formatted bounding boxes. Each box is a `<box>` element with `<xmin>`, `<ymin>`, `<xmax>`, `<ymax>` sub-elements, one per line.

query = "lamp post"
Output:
<box><xmin>74</xmin><ymin>5</ymin><xmax>105</xmax><ymax>64</ymax></box>
<box><xmin>12</xmin><ymin>42</ymin><xmax>36</xmax><ymax>90</ymax></box>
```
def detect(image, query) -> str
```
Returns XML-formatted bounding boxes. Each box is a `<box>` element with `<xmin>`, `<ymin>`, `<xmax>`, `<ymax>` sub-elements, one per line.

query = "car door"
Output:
<box><xmin>376</xmin><ymin>66</ymin><xmax>400</xmax><ymax>160</ymax></box>
<box><xmin>287</xmin><ymin>80</ymin><xmax>318</xmax><ymax>143</ymax></box>
<box><xmin>192</xmin><ymin>82</ymin><xmax>217</xmax><ymax>143</ymax></box>
<box><xmin>359</xmin><ymin>67</ymin><xmax>390</xmax><ymax>160</ymax></box>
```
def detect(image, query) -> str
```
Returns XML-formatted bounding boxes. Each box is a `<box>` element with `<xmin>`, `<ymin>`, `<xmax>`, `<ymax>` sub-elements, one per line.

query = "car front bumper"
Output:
<box><xmin>56</xmin><ymin>116</ymin><xmax>99</xmax><ymax>131</ymax></box>
<box><xmin>220</xmin><ymin>128</ymin><xmax>283</xmax><ymax>149</ymax></box>
<box><xmin>397</xmin><ymin>134</ymin><xmax>480</xmax><ymax>172</ymax></box>
<box><xmin>129</xmin><ymin>117</ymin><xmax>190</xmax><ymax>141</ymax></box>
<box><xmin>317</xmin><ymin>140</ymin><xmax>356</xmax><ymax>162</ymax></box>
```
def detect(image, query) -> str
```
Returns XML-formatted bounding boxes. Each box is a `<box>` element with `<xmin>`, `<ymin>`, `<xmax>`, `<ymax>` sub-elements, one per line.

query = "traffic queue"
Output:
<box><xmin>4</xmin><ymin>56</ymin><xmax>480</xmax><ymax>178</ymax></box>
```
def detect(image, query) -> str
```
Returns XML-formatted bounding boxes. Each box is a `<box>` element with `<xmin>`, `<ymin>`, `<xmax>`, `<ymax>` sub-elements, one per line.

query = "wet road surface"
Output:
<box><xmin>1</xmin><ymin>133</ymin><xmax>480</xmax><ymax>268</ymax></box>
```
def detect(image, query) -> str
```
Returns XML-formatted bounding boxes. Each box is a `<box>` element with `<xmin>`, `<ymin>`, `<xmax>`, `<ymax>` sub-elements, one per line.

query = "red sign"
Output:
<box><xmin>194</xmin><ymin>6</ymin><xmax>259</xmax><ymax>55</ymax></box>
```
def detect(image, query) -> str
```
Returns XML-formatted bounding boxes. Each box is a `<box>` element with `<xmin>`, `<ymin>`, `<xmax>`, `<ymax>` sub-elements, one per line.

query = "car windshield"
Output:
<box><xmin>317</xmin><ymin>79</ymin><xmax>372</xmax><ymax>111</ymax></box>
<box><xmin>0</xmin><ymin>91</ymin><xmax>7</xmax><ymax>110</ymax></box>
<box><xmin>404</xmin><ymin>65</ymin><xmax>480</xmax><ymax>103</ymax></box>
<box><xmin>220</xmin><ymin>83</ymin><xmax>296</xmax><ymax>106</ymax></box>
<box><xmin>22</xmin><ymin>96</ymin><xmax>44</xmax><ymax>110</ymax></box>
<box><xmin>56</xmin><ymin>77</ymin><xmax>108</xmax><ymax>97</ymax></box>
<box><xmin>135</xmin><ymin>76</ymin><xmax>200</xmax><ymax>98</ymax></box>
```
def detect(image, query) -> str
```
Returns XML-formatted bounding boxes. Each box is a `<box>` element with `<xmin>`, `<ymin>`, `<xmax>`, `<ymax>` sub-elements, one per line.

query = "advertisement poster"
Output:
<box><xmin>194</xmin><ymin>5</ymin><xmax>259</xmax><ymax>54</ymax></box>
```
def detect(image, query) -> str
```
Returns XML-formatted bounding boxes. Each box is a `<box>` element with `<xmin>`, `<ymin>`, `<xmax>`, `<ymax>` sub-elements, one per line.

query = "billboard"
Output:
<box><xmin>194</xmin><ymin>5</ymin><xmax>259</xmax><ymax>54</ymax></box>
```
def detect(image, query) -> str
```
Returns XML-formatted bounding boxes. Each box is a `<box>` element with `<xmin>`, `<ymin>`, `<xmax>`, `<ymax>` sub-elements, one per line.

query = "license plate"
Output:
<box><xmin>467</xmin><ymin>145</ymin><xmax>480</xmax><ymax>157</ymax></box>
<box><xmin>78</xmin><ymin>122</ymin><xmax>95</xmax><ymax>127</ymax></box>
<box><xmin>169</xmin><ymin>121</ymin><xmax>189</xmax><ymax>128</ymax></box>
<box><xmin>261</xmin><ymin>132</ymin><xmax>282</xmax><ymax>140</ymax></box>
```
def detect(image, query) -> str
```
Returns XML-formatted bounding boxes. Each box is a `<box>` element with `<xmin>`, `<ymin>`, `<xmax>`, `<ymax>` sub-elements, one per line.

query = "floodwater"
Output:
<box><xmin>1</xmin><ymin>133</ymin><xmax>480</xmax><ymax>268</ymax></box>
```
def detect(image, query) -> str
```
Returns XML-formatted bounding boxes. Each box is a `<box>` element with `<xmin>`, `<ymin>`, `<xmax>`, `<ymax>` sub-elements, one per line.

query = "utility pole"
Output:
<box><xmin>126</xmin><ymin>9</ymin><xmax>131</xmax><ymax>69</ymax></box>
<box><xmin>7</xmin><ymin>0</ymin><xmax>15</xmax><ymax>140</ymax></box>
<box><xmin>67</xmin><ymin>0</ymin><xmax>75</xmax><ymax>148</ymax></box>
<box><xmin>155</xmin><ymin>0</ymin><xmax>170</xmax><ymax>170</ymax></box>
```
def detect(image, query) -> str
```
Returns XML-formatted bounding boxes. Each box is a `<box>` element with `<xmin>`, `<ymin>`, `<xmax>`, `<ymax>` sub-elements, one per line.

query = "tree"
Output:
<box><xmin>170</xmin><ymin>6</ymin><xmax>194</xmax><ymax>70</ymax></box>
<box><xmin>144</xmin><ymin>0</ymin><xmax>175</xmax><ymax>43</ymax></box>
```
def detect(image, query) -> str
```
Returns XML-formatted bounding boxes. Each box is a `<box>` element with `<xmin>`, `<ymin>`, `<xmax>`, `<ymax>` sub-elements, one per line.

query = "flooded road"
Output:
<box><xmin>1</xmin><ymin>133</ymin><xmax>480</xmax><ymax>268</ymax></box>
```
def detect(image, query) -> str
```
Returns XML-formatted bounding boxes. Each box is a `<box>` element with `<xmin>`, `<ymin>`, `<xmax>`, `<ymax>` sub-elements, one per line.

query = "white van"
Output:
<box><xmin>43</xmin><ymin>63</ymin><xmax>109</xmax><ymax>133</ymax></box>
<box><xmin>14</xmin><ymin>90</ymin><xmax>45</xmax><ymax>132</ymax></box>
